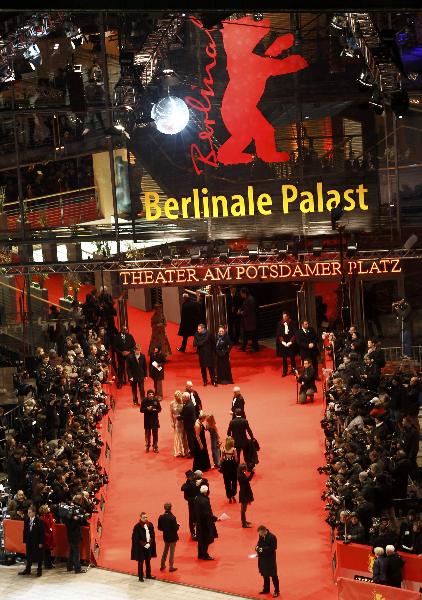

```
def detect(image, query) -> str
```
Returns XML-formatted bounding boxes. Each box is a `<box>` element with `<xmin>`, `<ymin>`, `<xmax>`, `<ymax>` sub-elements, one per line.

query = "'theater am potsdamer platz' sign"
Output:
<box><xmin>119</xmin><ymin>258</ymin><xmax>401</xmax><ymax>288</ymax></box>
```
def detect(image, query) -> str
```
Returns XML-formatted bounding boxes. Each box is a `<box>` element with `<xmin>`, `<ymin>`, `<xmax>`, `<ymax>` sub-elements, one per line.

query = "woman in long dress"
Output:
<box><xmin>215</xmin><ymin>325</ymin><xmax>233</xmax><ymax>384</ymax></box>
<box><xmin>193</xmin><ymin>413</ymin><xmax>211</xmax><ymax>472</ymax></box>
<box><xmin>170</xmin><ymin>390</ymin><xmax>188</xmax><ymax>457</ymax></box>
<box><xmin>206</xmin><ymin>414</ymin><xmax>221</xmax><ymax>468</ymax></box>
<box><xmin>148</xmin><ymin>304</ymin><xmax>172</xmax><ymax>358</ymax></box>
<box><xmin>220</xmin><ymin>436</ymin><xmax>238</xmax><ymax>503</ymax></box>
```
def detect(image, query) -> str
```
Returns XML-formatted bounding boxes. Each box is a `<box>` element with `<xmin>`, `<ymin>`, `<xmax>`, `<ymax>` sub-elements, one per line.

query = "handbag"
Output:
<box><xmin>252</xmin><ymin>438</ymin><xmax>260</xmax><ymax>452</ymax></box>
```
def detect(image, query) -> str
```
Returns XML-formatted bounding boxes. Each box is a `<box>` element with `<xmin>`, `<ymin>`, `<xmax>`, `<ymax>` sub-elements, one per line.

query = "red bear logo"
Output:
<box><xmin>218</xmin><ymin>17</ymin><xmax>308</xmax><ymax>165</ymax></box>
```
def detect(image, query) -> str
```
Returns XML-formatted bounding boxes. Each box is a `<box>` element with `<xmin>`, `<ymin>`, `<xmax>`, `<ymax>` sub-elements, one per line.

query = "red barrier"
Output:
<box><xmin>332</xmin><ymin>540</ymin><xmax>422</xmax><ymax>591</ymax></box>
<box><xmin>337</xmin><ymin>577</ymin><xmax>420</xmax><ymax>599</ymax></box>
<box><xmin>4</xmin><ymin>520</ymin><xmax>90</xmax><ymax>561</ymax></box>
<box><xmin>88</xmin><ymin>387</ymin><xmax>114</xmax><ymax>564</ymax></box>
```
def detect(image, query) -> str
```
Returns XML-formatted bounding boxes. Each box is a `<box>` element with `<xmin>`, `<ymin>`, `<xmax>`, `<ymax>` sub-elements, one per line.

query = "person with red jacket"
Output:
<box><xmin>39</xmin><ymin>504</ymin><xmax>56</xmax><ymax>569</ymax></box>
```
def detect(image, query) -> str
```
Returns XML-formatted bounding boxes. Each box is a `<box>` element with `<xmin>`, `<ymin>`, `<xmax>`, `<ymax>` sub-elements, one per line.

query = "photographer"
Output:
<box><xmin>295</xmin><ymin>359</ymin><xmax>316</xmax><ymax>404</ymax></box>
<box><xmin>392</xmin><ymin>298</ymin><xmax>412</xmax><ymax>358</ymax></box>
<box><xmin>62</xmin><ymin>494</ymin><xmax>89</xmax><ymax>573</ymax></box>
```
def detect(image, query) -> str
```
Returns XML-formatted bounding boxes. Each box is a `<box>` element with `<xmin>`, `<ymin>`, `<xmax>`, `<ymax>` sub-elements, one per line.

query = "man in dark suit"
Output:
<box><xmin>178</xmin><ymin>294</ymin><xmax>200</xmax><ymax>352</ymax></box>
<box><xmin>193</xmin><ymin>324</ymin><xmax>216</xmax><ymax>386</ymax></box>
<box><xmin>231</xmin><ymin>386</ymin><xmax>246</xmax><ymax>418</ymax></box>
<box><xmin>126</xmin><ymin>344</ymin><xmax>147</xmax><ymax>405</ymax></box>
<box><xmin>185</xmin><ymin>380</ymin><xmax>203</xmax><ymax>418</ymax></box>
<box><xmin>276</xmin><ymin>312</ymin><xmax>297</xmax><ymax>377</ymax></box>
<box><xmin>194</xmin><ymin>485</ymin><xmax>218</xmax><ymax>560</ymax></box>
<box><xmin>227</xmin><ymin>408</ymin><xmax>254</xmax><ymax>463</ymax></box>
<box><xmin>140</xmin><ymin>390</ymin><xmax>161</xmax><ymax>453</ymax></box>
<box><xmin>157</xmin><ymin>502</ymin><xmax>179</xmax><ymax>572</ymax></box>
<box><xmin>226</xmin><ymin>286</ymin><xmax>241</xmax><ymax>344</ymax></box>
<box><xmin>239</xmin><ymin>288</ymin><xmax>259</xmax><ymax>352</ymax></box>
<box><xmin>296</xmin><ymin>359</ymin><xmax>317</xmax><ymax>404</ymax></box>
<box><xmin>255</xmin><ymin>525</ymin><xmax>279</xmax><ymax>597</ymax></box>
<box><xmin>179</xmin><ymin>392</ymin><xmax>196</xmax><ymax>456</ymax></box>
<box><xmin>131</xmin><ymin>512</ymin><xmax>157</xmax><ymax>582</ymax></box>
<box><xmin>20</xmin><ymin>505</ymin><xmax>44</xmax><ymax>576</ymax></box>
<box><xmin>295</xmin><ymin>320</ymin><xmax>319</xmax><ymax>375</ymax></box>
<box><xmin>63</xmin><ymin>494</ymin><xmax>88</xmax><ymax>574</ymax></box>
<box><xmin>181</xmin><ymin>470</ymin><xmax>197</xmax><ymax>539</ymax></box>
<box><xmin>113</xmin><ymin>325</ymin><xmax>136</xmax><ymax>388</ymax></box>
<box><xmin>385</xmin><ymin>545</ymin><xmax>405</xmax><ymax>588</ymax></box>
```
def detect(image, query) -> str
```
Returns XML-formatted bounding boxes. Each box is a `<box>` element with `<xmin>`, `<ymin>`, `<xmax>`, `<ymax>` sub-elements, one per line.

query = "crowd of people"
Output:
<box><xmin>320</xmin><ymin>324</ymin><xmax>421</xmax><ymax>588</ymax></box>
<box><xmin>0</xmin><ymin>156</ymin><xmax>94</xmax><ymax>204</ymax></box>
<box><xmin>1</xmin><ymin>286</ymin><xmax>116</xmax><ymax>576</ymax></box>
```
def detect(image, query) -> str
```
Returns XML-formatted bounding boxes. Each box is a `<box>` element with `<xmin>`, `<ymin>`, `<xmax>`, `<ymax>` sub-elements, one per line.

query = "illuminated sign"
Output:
<box><xmin>143</xmin><ymin>182</ymin><xmax>369</xmax><ymax>221</ymax></box>
<box><xmin>120</xmin><ymin>258</ymin><xmax>401</xmax><ymax>288</ymax></box>
<box><xmin>186</xmin><ymin>16</ymin><xmax>308</xmax><ymax>173</ymax></box>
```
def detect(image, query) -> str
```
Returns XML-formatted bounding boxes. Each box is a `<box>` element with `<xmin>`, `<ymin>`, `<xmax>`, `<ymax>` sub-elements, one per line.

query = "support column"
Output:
<box><xmin>128</xmin><ymin>288</ymin><xmax>152</xmax><ymax>312</ymax></box>
<box><xmin>161</xmin><ymin>287</ymin><xmax>182</xmax><ymax>325</ymax></box>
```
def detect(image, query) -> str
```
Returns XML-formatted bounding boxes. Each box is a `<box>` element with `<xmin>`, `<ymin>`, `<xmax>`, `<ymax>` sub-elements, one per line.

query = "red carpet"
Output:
<box><xmin>98</xmin><ymin>306</ymin><xmax>337</xmax><ymax>600</ymax></box>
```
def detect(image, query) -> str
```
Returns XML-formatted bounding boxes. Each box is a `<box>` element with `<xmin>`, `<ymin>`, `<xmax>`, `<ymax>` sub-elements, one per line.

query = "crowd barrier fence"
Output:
<box><xmin>331</xmin><ymin>539</ymin><xmax>422</xmax><ymax>592</ymax></box>
<box><xmin>337</xmin><ymin>576</ymin><xmax>420</xmax><ymax>599</ymax></box>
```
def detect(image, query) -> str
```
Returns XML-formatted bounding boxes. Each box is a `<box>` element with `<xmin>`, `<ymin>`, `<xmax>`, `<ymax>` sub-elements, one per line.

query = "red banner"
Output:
<box><xmin>337</xmin><ymin>577</ymin><xmax>420</xmax><ymax>600</ymax></box>
<box><xmin>334</xmin><ymin>541</ymin><xmax>422</xmax><ymax>584</ymax></box>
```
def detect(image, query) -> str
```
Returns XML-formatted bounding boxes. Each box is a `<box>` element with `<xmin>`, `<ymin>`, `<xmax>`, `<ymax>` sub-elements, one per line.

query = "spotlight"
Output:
<box><xmin>253</xmin><ymin>14</ymin><xmax>264</xmax><ymax>22</ymax></box>
<box><xmin>277</xmin><ymin>247</ymin><xmax>288</xmax><ymax>260</ymax></box>
<box><xmin>357</xmin><ymin>69</ymin><xmax>373</xmax><ymax>88</ymax></box>
<box><xmin>151</xmin><ymin>96</ymin><xmax>189</xmax><ymax>135</ymax></box>
<box><xmin>190</xmin><ymin>250</ymin><xmax>201</xmax><ymax>264</ymax></box>
<box><xmin>346</xmin><ymin>238</ymin><xmax>358</xmax><ymax>257</ymax></box>
<box><xmin>369</xmin><ymin>86</ymin><xmax>384</xmax><ymax>115</ymax></box>
<box><xmin>219</xmin><ymin>246</ymin><xmax>230</xmax><ymax>262</ymax></box>
<box><xmin>391</xmin><ymin>89</ymin><xmax>409</xmax><ymax>119</ymax></box>
<box><xmin>248</xmin><ymin>245</ymin><xmax>259</xmax><ymax>260</ymax></box>
<box><xmin>403</xmin><ymin>234</ymin><xmax>417</xmax><ymax>250</ymax></box>
<box><xmin>162</xmin><ymin>253</ymin><xmax>172</xmax><ymax>265</ymax></box>
<box><xmin>330</xmin><ymin>15</ymin><xmax>346</xmax><ymax>31</ymax></box>
<box><xmin>312</xmin><ymin>242</ymin><xmax>323</xmax><ymax>257</ymax></box>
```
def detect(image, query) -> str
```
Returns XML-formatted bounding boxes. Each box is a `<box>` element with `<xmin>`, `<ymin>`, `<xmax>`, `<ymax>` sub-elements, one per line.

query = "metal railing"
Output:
<box><xmin>381</xmin><ymin>346</ymin><xmax>422</xmax><ymax>368</ymax></box>
<box><xmin>2</xmin><ymin>186</ymin><xmax>99</xmax><ymax>229</ymax></box>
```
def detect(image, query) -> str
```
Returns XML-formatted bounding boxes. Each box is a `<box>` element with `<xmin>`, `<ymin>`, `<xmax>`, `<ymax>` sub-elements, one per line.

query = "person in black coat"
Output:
<box><xmin>227</xmin><ymin>409</ymin><xmax>254</xmax><ymax>463</ymax></box>
<box><xmin>390</xmin><ymin>449</ymin><xmax>412</xmax><ymax>499</ymax></box>
<box><xmin>295</xmin><ymin>320</ymin><xmax>319</xmax><ymax>375</ymax></box>
<box><xmin>193</xmin><ymin>324</ymin><xmax>216</xmax><ymax>386</ymax></box>
<box><xmin>385</xmin><ymin>545</ymin><xmax>405</xmax><ymax>588</ymax></box>
<box><xmin>276</xmin><ymin>312</ymin><xmax>297</xmax><ymax>376</ymax></box>
<box><xmin>179</xmin><ymin>392</ymin><xmax>196</xmax><ymax>456</ymax></box>
<box><xmin>20</xmin><ymin>506</ymin><xmax>44</xmax><ymax>576</ymax></box>
<box><xmin>255</xmin><ymin>526</ymin><xmax>279</xmax><ymax>597</ymax></box>
<box><xmin>296</xmin><ymin>359</ymin><xmax>317</xmax><ymax>404</ymax></box>
<box><xmin>149</xmin><ymin>345</ymin><xmax>165</xmax><ymax>398</ymax></box>
<box><xmin>231</xmin><ymin>386</ymin><xmax>246</xmax><ymax>418</ymax></box>
<box><xmin>126</xmin><ymin>344</ymin><xmax>147</xmax><ymax>405</ymax></box>
<box><xmin>239</xmin><ymin>288</ymin><xmax>259</xmax><ymax>352</ymax></box>
<box><xmin>226</xmin><ymin>286</ymin><xmax>241</xmax><ymax>344</ymax></box>
<box><xmin>194</xmin><ymin>486</ymin><xmax>218</xmax><ymax>560</ymax></box>
<box><xmin>113</xmin><ymin>325</ymin><xmax>136</xmax><ymax>388</ymax></box>
<box><xmin>63</xmin><ymin>494</ymin><xmax>88</xmax><ymax>574</ymax></box>
<box><xmin>140</xmin><ymin>390</ymin><xmax>161</xmax><ymax>453</ymax></box>
<box><xmin>181</xmin><ymin>470</ymin><xmax>197</xmax><ymax>539</ymax></box>
<box><xmin>185</xmin><ymin>381</ymin><xmax>203</xmax><ymax>419</ymax></box>
<box><xmin>131</xmin><ymin>512</ymin><xmax>157</xmax><ymax>581</ymax></box>
<box><xmin>238</xmin><ymin>463</ymin><xmax>254</xmax><ymax>528</ymax></box>
<box><xmin>7</xmin><ymin>452</ymin><xmax>27</xmax><ymax>494</ymax></box>
<box><xmin>157</xmin><ymin>502</ymin><xmax>179</xmax><ymax>572</ymax></box>
<box><xmin>45</xmin><ymin>394</ymin><xmax>60</xmax><ymax>441</ymax></box>
<box><xmin>215</xmin><ymin>325</ymin><xmax>233</xmax><ymax>384</ymax></box>
<box><xmin>177</xmin><ymin>294</ymin><xmax>200</xmax><ymax>352</ymax></box>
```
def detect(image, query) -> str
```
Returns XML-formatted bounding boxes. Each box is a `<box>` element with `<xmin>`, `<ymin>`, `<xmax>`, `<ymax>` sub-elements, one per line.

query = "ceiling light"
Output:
<box><xmin>151</xmin><ymin>96</ymin><xmax>189</xmax><ymax>135</ymax></box>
